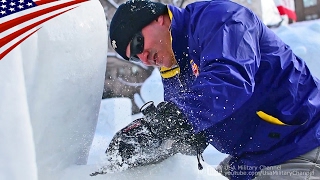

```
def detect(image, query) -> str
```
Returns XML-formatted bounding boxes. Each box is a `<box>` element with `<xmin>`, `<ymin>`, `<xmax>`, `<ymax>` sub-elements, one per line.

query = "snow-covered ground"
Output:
<box><xmin>0</xmin><ymin>0</ymin><xmax>320</xmax><ymax>179</ymax></box>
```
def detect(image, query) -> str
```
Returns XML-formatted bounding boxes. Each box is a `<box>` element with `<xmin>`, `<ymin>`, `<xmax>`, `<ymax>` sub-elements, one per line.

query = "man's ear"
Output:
<box><xmin>156</xmin><ymin>15</ymin><xmax>164</xmax><ymax>25</ymax></box>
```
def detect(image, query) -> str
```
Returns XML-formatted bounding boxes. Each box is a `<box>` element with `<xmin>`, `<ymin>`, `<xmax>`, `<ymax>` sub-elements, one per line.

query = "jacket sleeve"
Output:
<box><xmin>171</xmin><ymin>7</ymin><xmax>262</xmax><ymax>133</ymax></box>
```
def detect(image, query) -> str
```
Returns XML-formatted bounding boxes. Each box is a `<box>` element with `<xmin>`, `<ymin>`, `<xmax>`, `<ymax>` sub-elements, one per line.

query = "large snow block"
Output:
<box><xmin>0</xmin><ymin>0</ymin><xmax>108</xmax><ymax>179</ymax></box>
<box><xmin>0</xmin><ymin>47</ymin><xmax>38</xmax><ymax>180</ymax></box>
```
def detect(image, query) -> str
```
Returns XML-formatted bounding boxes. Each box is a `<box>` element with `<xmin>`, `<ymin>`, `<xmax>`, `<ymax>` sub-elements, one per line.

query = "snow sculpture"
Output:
<box><xmin>0</xmin><ymin>0</ymin><xmax>108</xmax><ymax>179</ymax></box>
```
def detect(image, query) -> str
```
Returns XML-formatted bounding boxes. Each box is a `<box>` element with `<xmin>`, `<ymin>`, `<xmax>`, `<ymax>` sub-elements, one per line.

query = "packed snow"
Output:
<box><xmin>0</xmin><ymin>0</ymin><xmax>320</xmax><ymax>179</ymax></box>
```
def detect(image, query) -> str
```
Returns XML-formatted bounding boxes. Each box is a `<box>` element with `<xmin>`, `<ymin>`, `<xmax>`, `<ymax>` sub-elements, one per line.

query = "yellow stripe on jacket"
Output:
<box><xmin>256</xmin><ymin>111</ymin><xmax>287</xmax><ymax>125</ymax></box>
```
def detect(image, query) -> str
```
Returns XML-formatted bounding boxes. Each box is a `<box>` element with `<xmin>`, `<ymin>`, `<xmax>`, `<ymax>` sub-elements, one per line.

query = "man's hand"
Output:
<box><xmin>140</xmin><ymin>101</ymin><xmax>208</xmax><ymax>156</ymax></box>
<box><xmin>141</xmin><ymin>101</ymin><xmax>192</xmax><ymax>139</ymax></box>
<box><xmin>90</xmin><ymin>101</ymin><xmax>209</xmax><ymax>176</ymax></box>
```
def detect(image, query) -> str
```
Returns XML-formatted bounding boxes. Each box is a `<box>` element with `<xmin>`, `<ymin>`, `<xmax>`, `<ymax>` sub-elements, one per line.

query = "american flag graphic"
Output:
<box><xmin>0</xmin><ymin>0</ymin><xmax>88</xmax><ymax>60</ymax></box>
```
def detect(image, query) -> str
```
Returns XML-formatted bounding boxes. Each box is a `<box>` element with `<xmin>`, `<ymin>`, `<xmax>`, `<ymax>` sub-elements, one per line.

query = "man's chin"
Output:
<box><xmin>160</xmin><ymin>65</ymin><xmax>171</xmax><ymax>68</ymax></box>
<box><xmin>160</xmin><ymin>62</ymin><xmax>172</xmax><ymax>68</ymax></box>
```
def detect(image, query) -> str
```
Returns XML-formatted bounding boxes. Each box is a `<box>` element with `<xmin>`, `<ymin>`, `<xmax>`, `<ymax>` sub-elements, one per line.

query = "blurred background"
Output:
<box><xmin>99</xmin><ymin>0</ymin><xmax>320</xmax><ymax>114</ymax></box>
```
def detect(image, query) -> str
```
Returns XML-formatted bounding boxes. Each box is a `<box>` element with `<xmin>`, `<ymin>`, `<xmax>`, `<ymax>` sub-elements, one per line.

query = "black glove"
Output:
<box><xmin>140</xmin><ymin>101</ymin><xmax>208</xmax><ymax>156</ymax></box>
<box><xmin>90</xmin><ymin>118</ymin><xmax>176</xmax><ymax>176</ymax></box>
<box><xmin>90</xmin><ymin>101</ymin><xmax>209</xmax><ymax>176</ymax></box>
<box><xmin>140</xmin><ymin>101</ymin><xmax>192</xmax><ymax>139</ymax></box>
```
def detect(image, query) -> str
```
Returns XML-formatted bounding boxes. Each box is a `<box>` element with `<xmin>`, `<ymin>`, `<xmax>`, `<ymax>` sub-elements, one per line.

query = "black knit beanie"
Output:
<box><xmin>109</xmin><ymin>0</ymin><xmax>167</xmax><ymax>60</ymax></box>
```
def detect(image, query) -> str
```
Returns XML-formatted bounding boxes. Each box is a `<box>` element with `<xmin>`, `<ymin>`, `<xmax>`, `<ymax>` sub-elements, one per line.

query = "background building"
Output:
<box><xmin>295</xmin><ymin>0</ymin><xmax>320</xmax><ymax>21</ymax></box>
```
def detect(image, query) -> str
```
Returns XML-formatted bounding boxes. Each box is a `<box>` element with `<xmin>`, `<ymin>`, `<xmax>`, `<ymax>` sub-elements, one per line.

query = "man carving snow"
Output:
<box><xmin>94</xmin><ymin>0</ymin><xmax>320</xmax><ymax>179</ymax></box>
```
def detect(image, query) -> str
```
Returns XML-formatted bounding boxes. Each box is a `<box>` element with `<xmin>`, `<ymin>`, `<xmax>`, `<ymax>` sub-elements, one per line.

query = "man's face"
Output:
<box><xmin>126</xmin><ymin>16</ymin><xmax>175</xmax><ymax>68</ymax></box>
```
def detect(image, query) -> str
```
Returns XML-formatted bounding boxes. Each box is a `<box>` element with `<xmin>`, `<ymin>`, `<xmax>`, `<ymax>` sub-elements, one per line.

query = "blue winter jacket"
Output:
<box><xmin>161</xmin><ymin>0</ymin><xmax>320</xmax><ymax>179</ymax></box>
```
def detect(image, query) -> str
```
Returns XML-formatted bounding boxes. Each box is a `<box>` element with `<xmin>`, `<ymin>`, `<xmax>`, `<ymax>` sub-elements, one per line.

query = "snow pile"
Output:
<box><xmin>63</xmin><ymin>154</ymin><xmax>225</xmax><ymax>180</ymax></box>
